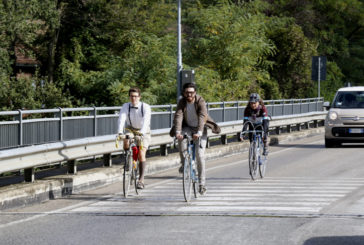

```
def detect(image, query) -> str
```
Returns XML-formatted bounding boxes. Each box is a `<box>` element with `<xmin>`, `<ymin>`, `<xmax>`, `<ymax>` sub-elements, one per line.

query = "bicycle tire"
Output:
<box><xmin>123</xmin><ymin>152</ymin><xmax>133</xmax><ymax>197</ymax></box>
<box><xmin>133</xmin><ymin>161</ymin><xmax>140</xmax><ymax>195</ymax></box>
<box><xmin>249</xmin><ymin>141</ymin><xmax>258</xmax><ymax>180</ymax></box>
<box><xmin>193</xmin><ymin>162</ymin><xmax>198</xmax><ymax>198</ymax></box>
<box><xmin>258</xmin><ymin>137</ymin><xmax>267</xmax><ymax>178</ymax></box>
<box><xmin>183</xmin><ymin>155</ymin><xmax>193</xmax><ymax>202</ymax></box>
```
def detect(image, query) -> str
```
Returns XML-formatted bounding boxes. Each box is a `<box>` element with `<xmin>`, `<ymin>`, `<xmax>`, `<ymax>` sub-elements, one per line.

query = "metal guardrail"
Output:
<box><xmin>0</xmin><ymin>98</ymin><xmax>324</xmax><ymax>150</ymax></box>
<box><xmin>0</xmin><ymin>110</ymin><xmax>327</xmax><ymax>182</ymax></box>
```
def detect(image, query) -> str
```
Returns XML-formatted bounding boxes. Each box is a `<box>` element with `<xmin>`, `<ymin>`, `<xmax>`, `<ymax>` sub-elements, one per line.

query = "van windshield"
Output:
<box><xmin>333</xmin><ymin>91</ymin><xmax>364</xmax><ymax>108</ymax></box>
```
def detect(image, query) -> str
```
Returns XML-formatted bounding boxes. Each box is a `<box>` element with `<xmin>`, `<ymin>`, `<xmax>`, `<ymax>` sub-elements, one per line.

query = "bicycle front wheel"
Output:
<box><xmin>249</xmin><ymin>142</ymin><xmax>258</xmax><ymax>180</ymax></box>
<box><xmin>123</xmin><ymin>152</ymin><xmax>133</xmax><ymax>197</ymax></box>
<box><xmin>183</xmin><ymin>155</ymin><xmax>193</xmax><ymax>202</ymax></box>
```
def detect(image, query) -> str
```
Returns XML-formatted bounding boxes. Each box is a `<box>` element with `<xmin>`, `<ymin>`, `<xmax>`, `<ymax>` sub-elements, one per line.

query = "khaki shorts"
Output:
<box><xmin>124</xmin><ymin>128</ymin><xmax>151</xmax><ymax>149</ymax></box>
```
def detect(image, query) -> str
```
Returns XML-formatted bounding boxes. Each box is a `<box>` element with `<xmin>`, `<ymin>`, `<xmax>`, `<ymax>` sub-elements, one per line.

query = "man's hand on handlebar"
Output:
<box><xmin>176</xmin><ymin>133</ymin><xmax>200</xmax><ymax>141</ymax></box>
<box><xmin>192</xmin><ymin>134</ymin><xmax>200</xmax><ymax>141</ymax></box>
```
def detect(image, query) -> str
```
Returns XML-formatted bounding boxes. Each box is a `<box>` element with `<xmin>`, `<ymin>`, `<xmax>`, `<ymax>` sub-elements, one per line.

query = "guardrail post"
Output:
<box><xmin>103</xmin><ymin>154</ymin><xmax>112</xmax><ymax>167</ymax></box>
<box><xmin>59</xmin><ymin>107</ymin><xmax>63</xmax><ymax>141</ymax></box>
<box><xmin>160</xmin><ymin>144</ymin><xmax>168</xmax><ymax>156</ymax></box>
<box><xmin>313</xmin><ymin>120</ymin><xmax>318</xmax><ymax>128</ymax></box>
<box><xmin>221</xmin><ymin>135</ymin><xmax>227</xmax><ymax>145</ymax></box>
<box><xmin>24</xmin><ymin>168</ymin><xmax>35</xmax><ymax>182</ymax></box>
<box><xmin>305</xmin><ymin>122</ymin><xmax>310</xmax><ymax>129</ymax></box>
<box><xmin>296</xmin><ymin>123</ymin><xmax>301</xmax><ymax>131</ymax></box>
<box><xmin>287</xmin><ymin>125</ymin><xmax>292</xmax><ymax>133</ymax></box>
<box><xmin>275</xmin><ymin>127</ymin><xmax>281</xmax><ymax>135</ymax></box>
<box><xmin>222</xmin><ymin>102</ymin><xmax>225</xmax><ymax>122</ymax></box>
<box><xmin>236</xmin><ymin>101</ymin><xmax>239</xmax><ymax>120</ymax></box>
<box><xmin>93</xmin><ymin>106</ymin><xmax>97</xmax><ymax>136</ymax></box>
<box><xmin>18</xmin><ymin>109</ymin><xmax>23</xmax><ymax>146</ymax></box>
<box><xmin>68</xmin><ymin>160</ymin><xmax>77</xmax><ymax>174</ymax></box>
<box><xmin>169</xmin><ymin>104</ymin><xmax>173</xmax><ymax>128</ymax></box>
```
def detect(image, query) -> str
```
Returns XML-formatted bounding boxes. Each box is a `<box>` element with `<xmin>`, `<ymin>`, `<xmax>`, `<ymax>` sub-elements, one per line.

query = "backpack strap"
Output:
<box><xmin>128</xmin><ymin>102</ymin><xmax>144</xmax><ymax>129</ymax></box>
<box><xmin>128</xmin><ymin>103</ymin><xmax>133</xmax><ymax>128</ymax></box>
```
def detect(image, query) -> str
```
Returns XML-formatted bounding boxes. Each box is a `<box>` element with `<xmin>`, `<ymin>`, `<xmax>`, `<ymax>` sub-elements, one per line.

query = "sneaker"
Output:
<box><xmin>178</xmin><ymin>165</ymin><xmax>184</xmax><ymax>174</ymax></box>
<box><xmin>199</xmin><ymin>185</ymin><xmax>207</xmax><ymax>195</ymax></box>
<box><xmin>263</xmin><ymin>147</ymin><xmax>269</xmax><ymax>156</ymax></box>
<box><xmin>124</xmin><ymin>163</ymin><xmax>130</xmax><ymax>172</ymax></box>
<box><xmin>137</xmin><ymin>181</ymin><xmax>144</xmax><ymax>189</ymax></box>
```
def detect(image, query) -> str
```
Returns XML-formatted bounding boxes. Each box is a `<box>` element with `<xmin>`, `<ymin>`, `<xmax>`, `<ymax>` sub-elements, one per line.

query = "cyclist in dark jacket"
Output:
<box><xmin>241</xmin><ymin>93</ymin><xmax>269</xmax><ymax>155</ymax></box>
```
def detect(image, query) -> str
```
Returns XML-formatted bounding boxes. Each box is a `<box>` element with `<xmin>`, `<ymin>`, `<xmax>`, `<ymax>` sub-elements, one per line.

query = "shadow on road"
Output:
<box><xmin>303</xmin><ymin>236</ymin><xmax>364</xmax><ymax>245</ymax></box>
<box><xmin>274</xmin><ymin>144</ymin><xmax>325</xmax><ymax>149</ymax></box>
<box><xmin>275</xmin><ymin>143</ymin><xmax>364</xmax><ymax>149</ymax></box>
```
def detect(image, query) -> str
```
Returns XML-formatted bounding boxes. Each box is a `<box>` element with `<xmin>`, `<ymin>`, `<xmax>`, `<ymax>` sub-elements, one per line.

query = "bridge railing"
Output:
<box><xmin>0</xmin><ymin>98</ymin><xmax>324</xmax><ymax>150</ymax></box>
<box><xmin>0</xmin><ymin>111</ymin><xmax>327</xmax><ymax>182</ymax></box>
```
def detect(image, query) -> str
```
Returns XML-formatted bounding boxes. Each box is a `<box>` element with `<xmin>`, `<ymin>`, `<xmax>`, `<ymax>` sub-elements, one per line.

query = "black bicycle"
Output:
<box><xmin>241</xmin><ymin>120</ymin><xmax>268</xmax><ymax>180</ymax></box>
<box><xmin>116</xmin><ymin>133</ymin><xmax>143</xmax><ymax>197</ymax></box>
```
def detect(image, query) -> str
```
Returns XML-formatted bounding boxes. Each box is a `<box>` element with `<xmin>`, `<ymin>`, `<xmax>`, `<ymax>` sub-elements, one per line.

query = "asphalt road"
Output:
<box><xmin>1</xmin><ymin>135</ymin><xmax>364</xmax><ymax>245</ymax></box>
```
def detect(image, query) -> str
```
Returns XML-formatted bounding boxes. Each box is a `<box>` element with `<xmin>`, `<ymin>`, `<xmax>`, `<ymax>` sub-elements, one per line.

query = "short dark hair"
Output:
<box><xmin>183</xmin><ymin>82</ymin><xmax>196</xmax><ymax>92</ymax></box>
<box><xmin>129</xmin><ymin>87</ymin><xmax>141</xmax><ymax>96</ymax></box>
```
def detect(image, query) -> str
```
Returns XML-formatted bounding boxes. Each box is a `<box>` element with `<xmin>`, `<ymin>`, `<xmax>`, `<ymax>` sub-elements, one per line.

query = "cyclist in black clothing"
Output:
<box><xmin>241</xmin><ymin>93</ymin><xmax>269</xmax><ymax>155</ymax></box>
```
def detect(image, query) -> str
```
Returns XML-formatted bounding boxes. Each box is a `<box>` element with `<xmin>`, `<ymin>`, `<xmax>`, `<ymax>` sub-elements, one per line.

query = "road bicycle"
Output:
<box><xmin>116</xmin><ymin>133</ymin><xmax>143</xmax><ymax>197</ymax></box>
<box><xmin>181</xmin><ymin>134</ymin><xmax>199</xmax><ymax>202</ymax></box>
<box><xmin>241</xmin><ymin>120</ymin><xmax>268</xmax><ymax>180</ymax></box>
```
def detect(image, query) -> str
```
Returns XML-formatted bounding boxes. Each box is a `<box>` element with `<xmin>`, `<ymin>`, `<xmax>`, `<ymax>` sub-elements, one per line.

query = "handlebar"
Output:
<box><xmin>115</xmin><ymin>133</ymin><xmax>143</xmax><ymax>149</ymax></box>
<box><xmin>117</xmin><ymin>133</ymin><xmax>143</xmax><ymax>141</ymax></box>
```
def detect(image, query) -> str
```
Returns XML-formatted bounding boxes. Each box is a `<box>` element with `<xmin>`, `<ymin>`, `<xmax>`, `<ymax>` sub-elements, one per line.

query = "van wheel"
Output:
<box><xmin>325</xmin><ymin>138</ymin><xmax>338</xmax><ymax>148</ymax></box>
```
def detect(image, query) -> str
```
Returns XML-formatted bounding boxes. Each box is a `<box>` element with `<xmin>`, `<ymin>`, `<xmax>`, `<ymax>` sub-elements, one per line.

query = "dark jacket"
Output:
<box><xmin>169</xmin><ymin>94</ymin><xmax>221</xmax><ymax>137</ymax></box>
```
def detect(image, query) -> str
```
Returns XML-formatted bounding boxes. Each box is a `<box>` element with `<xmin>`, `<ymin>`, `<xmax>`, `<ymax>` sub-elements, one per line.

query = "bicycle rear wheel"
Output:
<box><xmin>133</xmin><ymin>161</ymin><xmax>140</xmax><ymax>195</ymax></box>
<box><xmin>249</xmin><ymin>142</ymin><xmax>258</xmax><ymax>180</ymax></box>
<box><xmin>183</xmin><ymin>155</ymin><xmax>193</xmax><ymax>202</ymax></box>
<box><xmin>123</xmin><ymin>152</ymin><xmax>133</xmax><ymax>197</ymax></box>
<box><xmin>192</xmin><ymin>161</ymin><xmax>198</xmax><ymax>198</ymax></box>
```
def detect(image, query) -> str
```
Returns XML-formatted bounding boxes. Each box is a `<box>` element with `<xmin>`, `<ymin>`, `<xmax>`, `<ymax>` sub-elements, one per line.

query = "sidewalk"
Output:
<box><xmin>0</xmin><ymin>127</ymin><xmax>324</xmax><ymax>210</ymax></box>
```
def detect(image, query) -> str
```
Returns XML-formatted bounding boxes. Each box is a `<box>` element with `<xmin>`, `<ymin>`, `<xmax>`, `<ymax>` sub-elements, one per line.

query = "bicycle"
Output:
<box><xmin>180</xmin><ymin>134</ymin><xmax>199</xmax><ymax>202</ymax></box>
<box><xmin>116</xmin><ymin>133</ymin><xmax>143</xmax><ymax>197</ymax></box>
<box><xmin>241</xmin><ymin>119</ymin><xmax>268</xmax><ymax>180</ymax></box>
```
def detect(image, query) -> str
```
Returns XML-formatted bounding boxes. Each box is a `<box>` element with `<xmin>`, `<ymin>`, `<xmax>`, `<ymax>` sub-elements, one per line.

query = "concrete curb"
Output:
<box><xmin>0</xmin><ymin>127</ymin><xmax>324</xmax><ymax>210</ymax></box>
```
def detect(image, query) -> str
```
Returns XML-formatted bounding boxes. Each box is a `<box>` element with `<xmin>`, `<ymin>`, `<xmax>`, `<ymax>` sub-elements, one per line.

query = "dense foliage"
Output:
<box><xmin>0</xmin><ymin>0</ymin><xmax>363</xmax><ymax>110</ymax></box>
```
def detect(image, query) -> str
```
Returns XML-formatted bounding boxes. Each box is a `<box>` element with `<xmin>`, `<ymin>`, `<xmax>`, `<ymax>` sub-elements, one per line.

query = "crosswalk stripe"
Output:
<box><xmin>68</xmin><ymin>177</ymin><xmax>364</xmax><ymax>215</ymax></box>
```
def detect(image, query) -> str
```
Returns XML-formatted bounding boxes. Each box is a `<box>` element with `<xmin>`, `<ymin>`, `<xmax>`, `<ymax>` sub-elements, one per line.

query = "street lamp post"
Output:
<box><xmin>177</xmin><ymin>0</ymin><xmax>183</xmax><ymax>102</ymax></box>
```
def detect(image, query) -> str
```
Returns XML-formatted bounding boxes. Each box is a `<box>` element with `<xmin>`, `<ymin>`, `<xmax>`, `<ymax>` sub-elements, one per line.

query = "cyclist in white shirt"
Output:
<box><xmin>117</xmin><ymin>87</ymin><xmax>151</xmax><ymax>189</ymax></box>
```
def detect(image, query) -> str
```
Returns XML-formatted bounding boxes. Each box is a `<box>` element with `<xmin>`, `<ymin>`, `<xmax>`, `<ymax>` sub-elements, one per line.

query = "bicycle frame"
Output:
<box><xmin>181</xmin><ymin>134</ymin><xmax>199</xmax><ymax>202</ymax></box>
<box><xmin>186</xmin><ymin>136</ymin><xmax>198</xmax><ymax>184</ymax></box>
<box><xmin>241</xmin><ymin>121</ymin><xmax>267</xmax><ymax>180</ymax></box>
<box><xmin>116</xmin><ymin>134</ymin><xmax>143</xmax><ymax>197</ymax></box>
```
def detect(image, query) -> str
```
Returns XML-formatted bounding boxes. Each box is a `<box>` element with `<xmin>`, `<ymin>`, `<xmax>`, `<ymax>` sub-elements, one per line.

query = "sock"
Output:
<box><xmin>139</xmin><ymin>161</ymin><xmax>146</xmax><ymax>181</ymax></box>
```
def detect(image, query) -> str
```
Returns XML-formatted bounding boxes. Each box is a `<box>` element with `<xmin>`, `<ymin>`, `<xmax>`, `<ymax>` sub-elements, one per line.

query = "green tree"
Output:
<box><xmin>184</xmin><ymin>1</ymin><xmax>278</xmax><ymax>101</ymax></box>
<box><xmin>266</xmin><ymin>18</ymin><xmax>316</xmax><ymax>98</ymax></box>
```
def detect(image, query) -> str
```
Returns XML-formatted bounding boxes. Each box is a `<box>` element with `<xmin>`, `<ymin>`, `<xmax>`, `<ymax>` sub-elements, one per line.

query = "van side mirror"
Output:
<box><xmin>323</xmin><ymin>101</ymin><xmax>330</xmax><ymax>110</ymax></box>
